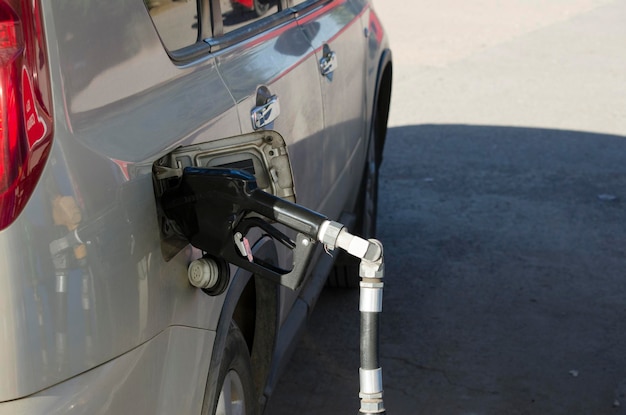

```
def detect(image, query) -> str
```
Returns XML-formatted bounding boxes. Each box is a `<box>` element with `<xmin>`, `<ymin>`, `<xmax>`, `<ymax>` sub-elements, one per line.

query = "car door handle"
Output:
<box><xmin>319</xmin><ymin>46</ymin><xmax>337</xmax><ymax>77</ymax></box>
<box><xmin>251</xmin><ymin>95</ymin><xmax>280</xmax><ymax>130</ymax></box>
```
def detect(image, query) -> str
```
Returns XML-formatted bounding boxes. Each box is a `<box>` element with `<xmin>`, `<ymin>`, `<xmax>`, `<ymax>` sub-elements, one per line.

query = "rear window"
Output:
<box><xmin>145</xmin><ymin>0</ymin><xmax>319</xmax><ymax>54</ymax></box>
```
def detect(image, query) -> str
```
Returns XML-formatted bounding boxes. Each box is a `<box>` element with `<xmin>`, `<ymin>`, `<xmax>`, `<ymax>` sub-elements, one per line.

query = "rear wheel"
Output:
<box><xmin>214</xmin><ymin>324</ymin><xmax>256</xmax><ymax>415</ymax></box>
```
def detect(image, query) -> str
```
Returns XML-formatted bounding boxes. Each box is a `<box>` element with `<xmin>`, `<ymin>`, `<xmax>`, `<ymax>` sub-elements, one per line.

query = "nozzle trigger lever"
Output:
<box><xmin>234</xmin><ymin>232</ymin><xmax>254</xmax><ymax>262</ymax></box>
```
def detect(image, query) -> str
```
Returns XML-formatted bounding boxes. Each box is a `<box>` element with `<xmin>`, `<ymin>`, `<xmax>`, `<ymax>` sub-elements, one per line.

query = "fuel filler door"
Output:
<box><xmin>152</xmin><ymin>131</ymin><xmax>317</xmax><ymax>290</ymax></box>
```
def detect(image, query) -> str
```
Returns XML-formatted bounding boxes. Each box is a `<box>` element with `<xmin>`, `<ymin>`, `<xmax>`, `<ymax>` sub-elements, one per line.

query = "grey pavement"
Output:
<box><xmin>266</xmin><ymin>1</ymin><xmax>626</xmax><ymax>414</ymax></box>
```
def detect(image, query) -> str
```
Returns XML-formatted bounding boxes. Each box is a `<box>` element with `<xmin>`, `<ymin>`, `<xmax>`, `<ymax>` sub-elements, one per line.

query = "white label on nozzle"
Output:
<box><xmin>234</xmin><ymin>232</ymin><xmax>254</xmax><ymax>262</ymax></box>
<box><xmin>242</xmin><ymin>237</ymin><xmax>253</xmax><ymax>262</ymax></box>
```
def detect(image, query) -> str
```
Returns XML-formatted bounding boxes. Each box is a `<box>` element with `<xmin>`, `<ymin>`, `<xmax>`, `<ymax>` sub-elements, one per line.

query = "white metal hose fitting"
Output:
<box><xmin>318</xmin><ymin>220</ymin><xmax>386</xmax><ymax>414</ymax></box>
<box><xmin>318</xmin><ymin>221</ymin><xmax>383</xmax><ymax>262</ymax></box>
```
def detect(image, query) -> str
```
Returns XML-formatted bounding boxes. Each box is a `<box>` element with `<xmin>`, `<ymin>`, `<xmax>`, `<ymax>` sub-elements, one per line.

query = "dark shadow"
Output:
<box><xmin>267</xmin><ymin>124</ymin><xmax>626</xmax><ymax>415</ymax></box>
<box><xmin>223</xmin><ymin>9</ymin><xmax>260</xmax><ymax>26</ymax></box>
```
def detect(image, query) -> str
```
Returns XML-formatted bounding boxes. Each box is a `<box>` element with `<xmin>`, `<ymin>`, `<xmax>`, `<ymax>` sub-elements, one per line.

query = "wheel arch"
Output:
<box><xmin>201</xmin><ymin>236</ymin><xmax>280</xmax><ymax>414</ymax></box>
<box><xmin>372</xmin><ymin>49</ymin><xmax>393</xmax><ymax>167</ymax></box>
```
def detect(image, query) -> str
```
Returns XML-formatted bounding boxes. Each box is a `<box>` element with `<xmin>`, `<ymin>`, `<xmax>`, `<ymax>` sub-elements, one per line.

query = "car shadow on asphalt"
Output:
<box><xmin>267</xmin><ymin>124</ymin><xmax>626</xmax><ymax>415</ymax></box>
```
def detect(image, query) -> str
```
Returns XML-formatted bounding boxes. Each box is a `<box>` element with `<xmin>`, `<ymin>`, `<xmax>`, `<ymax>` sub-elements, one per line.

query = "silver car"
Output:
<box><xmin>0</xmin><ymin>0</ymin><xmax>392</xmax><ymax>413</ymax></box>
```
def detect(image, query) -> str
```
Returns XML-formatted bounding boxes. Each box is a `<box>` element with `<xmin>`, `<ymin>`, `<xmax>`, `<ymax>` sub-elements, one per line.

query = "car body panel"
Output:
<box><xmin>0</xmin><ymin>326</ymin><xmax>215</xmax><ymax>415</ymax></box>
<box><xmin>0</xmin><ymin>0</ymin><xmax>239</xmax><ymax>401</ymax></box>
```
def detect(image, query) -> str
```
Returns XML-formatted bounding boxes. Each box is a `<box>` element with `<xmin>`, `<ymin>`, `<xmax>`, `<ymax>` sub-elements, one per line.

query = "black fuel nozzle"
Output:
<box><xmin>159</xmin><ymin>167</ymin><xmax>327</xmax><ymax>290</ymax></box>
<box><xmin>159</xmin><ymin>165</ymin><xmax>386</xmax><ymax>414</ymax></box>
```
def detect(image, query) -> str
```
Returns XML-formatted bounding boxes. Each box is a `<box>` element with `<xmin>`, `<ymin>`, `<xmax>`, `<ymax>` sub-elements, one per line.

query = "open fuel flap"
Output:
<box><xmin>153</xmin><ymin>131</ymin><xmax>298</xmax><ymax>262</ymax></box>
<box><xmin>153</xmin><ymin>131</ymin><xmax>319</xmax><ymax>291</ymax></box>
<box><xmin>153</xmin><ymin>130</ymin><xmax>296</xmax><ymax>202</ymax></box>
<box><xmin>152</xmin><ymin>131</ymin><xmax>387</xmax><ymax>414</ymax></box>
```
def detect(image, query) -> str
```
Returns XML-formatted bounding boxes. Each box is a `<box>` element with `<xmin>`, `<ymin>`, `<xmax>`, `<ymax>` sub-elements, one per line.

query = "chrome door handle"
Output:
<box><xmin>251</xmin><ymin>95</ymin><xmax>280</xmax><ymax>130</ymax></box>
<box><xmin>319</xmin><ymin>47</ymin><xmax>337</xmax><ymax>77</ymax></box>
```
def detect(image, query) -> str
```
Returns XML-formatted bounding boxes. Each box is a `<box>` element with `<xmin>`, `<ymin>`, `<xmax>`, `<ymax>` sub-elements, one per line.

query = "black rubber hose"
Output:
<box><xmin>360</xmin><ymin>311</ymin><xmax>380</xmax><ymax>370</ymax></box>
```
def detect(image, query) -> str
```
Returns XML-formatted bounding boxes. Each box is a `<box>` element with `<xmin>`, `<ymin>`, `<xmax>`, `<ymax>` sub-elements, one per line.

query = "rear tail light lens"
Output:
<box><xmin>0</xmin><ymin>0</ymin><xmax>53</xmax><ymax>231</ymax></box>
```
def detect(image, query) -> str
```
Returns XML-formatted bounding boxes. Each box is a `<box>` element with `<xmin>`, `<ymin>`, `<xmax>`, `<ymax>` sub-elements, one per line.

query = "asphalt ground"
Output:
<box><xmin>267</xmin><ymin>1</ymin><xmax>626</xmax><ymax>414</ymax></box>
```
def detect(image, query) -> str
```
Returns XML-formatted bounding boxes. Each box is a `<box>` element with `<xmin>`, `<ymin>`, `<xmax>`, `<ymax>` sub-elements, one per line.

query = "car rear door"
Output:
<box><xmin>210</xmin><ymin>1</ymin><xmax>326</xmax><ymax>214</ymax></box>
<box><xmin>290</xmin><ymin>0</ymin><xmax>369</xmax><ymax>218</ymax></box>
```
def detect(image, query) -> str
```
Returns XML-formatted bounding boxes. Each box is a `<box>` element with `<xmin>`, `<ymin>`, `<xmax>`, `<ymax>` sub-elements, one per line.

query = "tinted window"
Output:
<box><xmin>146</xmin><ymin>0</ymin><xmax>199</xmax><ymax>51</ymax></box>
<box><xmin>286</xmin><ymin>0</ymin><xmax>314</xmax><ymax>7</ymax></box>
<box><xmin>221</xmin><ymin>0</ymin><xmax>280</xmax><ymax>34</ymax></box>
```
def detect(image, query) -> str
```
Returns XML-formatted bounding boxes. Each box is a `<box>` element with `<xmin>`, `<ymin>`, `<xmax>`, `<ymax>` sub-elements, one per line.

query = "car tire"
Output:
<box><xmin>213</xmin><ymin>323</ymin><xmax>256</xmax><ymax>415</ymax></box>
<box><xmin>327</xmin><ymin>124</ymin><xmax>380</xmax><ymax>288</ymax></box>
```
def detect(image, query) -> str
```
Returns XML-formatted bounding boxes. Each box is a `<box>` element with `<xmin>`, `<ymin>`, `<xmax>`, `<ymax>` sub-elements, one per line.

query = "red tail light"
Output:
<box><xmin>0</xmin><ymin>0</ymin><xmax>53</xmax><ymax>231</ymax></box>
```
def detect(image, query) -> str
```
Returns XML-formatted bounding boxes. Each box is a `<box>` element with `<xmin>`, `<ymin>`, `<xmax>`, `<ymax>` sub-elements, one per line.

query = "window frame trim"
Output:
<box><xmin>156</xmin><ymin>0</ymin><xmax>333</xmax><ymax>63</ymax></box>
<box><xmin>204</xmin><ymin>5</ymin><xmax>295</xmax><ymax>52</ymax></box>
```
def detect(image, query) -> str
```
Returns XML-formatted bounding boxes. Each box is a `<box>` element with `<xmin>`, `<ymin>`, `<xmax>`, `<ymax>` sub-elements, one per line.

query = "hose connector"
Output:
<box><xmin>318</xmin><ymin>221</ymin><xmax>383</xmax><ymax>264</ymax></box>
<box><xmin>318</xmin><ymin>221</ymin><xmax>386</xmax><ymax>414</ymax></box>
